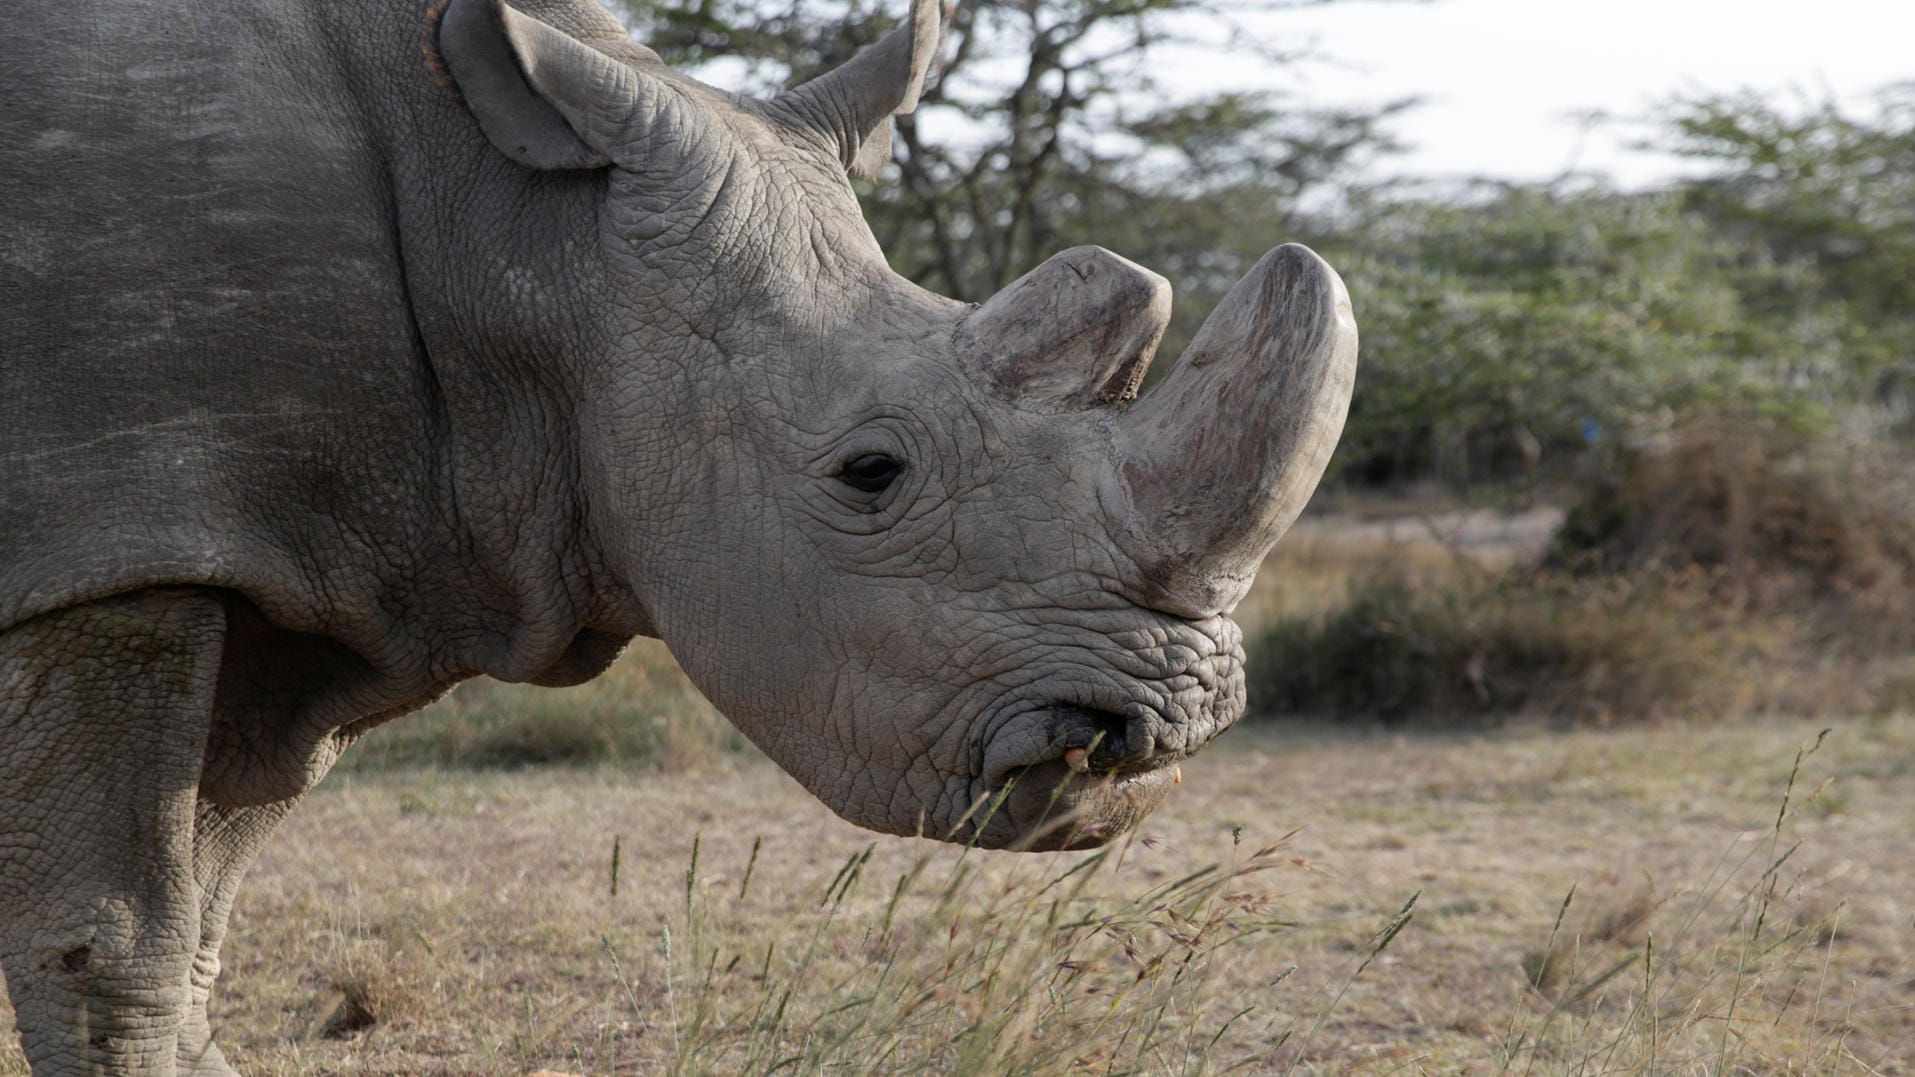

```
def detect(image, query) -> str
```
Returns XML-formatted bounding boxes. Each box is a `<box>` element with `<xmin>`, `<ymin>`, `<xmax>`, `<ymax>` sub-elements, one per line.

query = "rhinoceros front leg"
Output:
<box><xmin>174</xmin><ymin>801</ymin><xmax>301</xmax><ymax>1077</ymax></box>
<box><xmin>0</xmin><ymin>588</ymin><xmax>225</xmax><ymax>1076</ymax></box>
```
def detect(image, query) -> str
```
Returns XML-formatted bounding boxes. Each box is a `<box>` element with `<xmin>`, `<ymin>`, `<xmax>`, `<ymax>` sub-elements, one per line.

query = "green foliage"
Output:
<box><xmin>1665</xmin><ymin>85</ymin><xmax>1915</xmax><ymax>406</ymax></box>
<box><xmin>1336</xmin><ymin>86</ymin><xmax>1915</xmax><ymax>486</ymax></box>
<box><xmin>1334</xmin><ymin>187</ymin><xmax>1771</xmax><ymax>484</ymax></box>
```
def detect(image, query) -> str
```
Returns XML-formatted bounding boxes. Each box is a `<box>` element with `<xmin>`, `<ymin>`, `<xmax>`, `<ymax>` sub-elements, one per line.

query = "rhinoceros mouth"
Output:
<box><xmin>1037</xmin><ymin>704</ymin><xmax>1159</xmax><ymax>773</ymax></box>
<box><xmin>982</xmin><ymin>700</ymin><xmax>1166</xmax><ymax>787</ymax></box>
<box><xmin>998</xmin><ymin>758</ymin><xmax>1178</xmax><ymax>851</ymax></box>
<box><xmin>968</xmin><ymin>695</ymin><xmax>1196</xmax><ymax>849</ymax></box>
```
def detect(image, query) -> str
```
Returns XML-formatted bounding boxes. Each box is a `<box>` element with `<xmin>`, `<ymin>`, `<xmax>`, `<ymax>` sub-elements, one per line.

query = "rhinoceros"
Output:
<box><xmin>0</xmin><ymin>0</ymin><xmax>1356</xmax><ymax>1070</ymax></box>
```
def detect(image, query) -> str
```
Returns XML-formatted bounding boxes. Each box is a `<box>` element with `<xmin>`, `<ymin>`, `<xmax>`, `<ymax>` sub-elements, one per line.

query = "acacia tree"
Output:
<box><xmin>1663</xmin><ymin>85</ymin><xmax>1915</xmax><ymax>409</ymax></box>
<box><xmin>613</xmin><ymin>0</ymin><xmax>1408</xmax><ymax>343</ymax></box>
<box><xmin>1333</xmin><ymin>86</ymin><xmax>1915</xmax><ymax>487</ymax></box>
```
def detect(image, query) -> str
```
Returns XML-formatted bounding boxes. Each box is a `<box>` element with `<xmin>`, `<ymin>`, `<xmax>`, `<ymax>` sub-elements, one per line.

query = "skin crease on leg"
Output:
<box><xmin>0</xmin><ymin>588</ymin><xmax>291</xmax><ymax>1077</ymax></box>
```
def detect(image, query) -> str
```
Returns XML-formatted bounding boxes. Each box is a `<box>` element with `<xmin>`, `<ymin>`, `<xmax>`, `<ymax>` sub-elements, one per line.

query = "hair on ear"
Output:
<box><xmin>422</xmin><ymin>0</ymin><xmax>462</xmax><ymax>102</ymax></box>
<box><xmin>771</xmin><ymin>0</ymin><xmax>945</xmax><ymax>177</ymax></box>
<box><xmin>438</xmin><ymin>0</ymin><xmax>641</xmax><ymax>171</ymax></box>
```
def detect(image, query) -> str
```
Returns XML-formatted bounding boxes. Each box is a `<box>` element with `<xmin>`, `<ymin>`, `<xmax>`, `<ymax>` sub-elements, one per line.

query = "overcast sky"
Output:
<box><xmin>1217</xmin><ymin>0</ymin><xmax>1914</xmax><ymax>187</ymax></box>
<box><xmin>669</xmin><ymin>0</ymin><xmax>1912</xmax><ymax>188</ymax></box>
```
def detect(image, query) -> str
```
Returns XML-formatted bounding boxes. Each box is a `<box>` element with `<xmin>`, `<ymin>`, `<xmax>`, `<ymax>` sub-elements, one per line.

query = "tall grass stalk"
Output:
<box><xmin>1280</xmin><ymin>889</ymin><xmax>1420</xmax><ymax>1077</ymax></box>
<box><xmin>623</xmin><ymin>825</ymin><xmax>1319</xmax><ymax>1075</ymax></box>
<box><xmin>1496</xmin><ymin>728</ymin><xmax>1846</xmax><ymax>1073</ymax></box>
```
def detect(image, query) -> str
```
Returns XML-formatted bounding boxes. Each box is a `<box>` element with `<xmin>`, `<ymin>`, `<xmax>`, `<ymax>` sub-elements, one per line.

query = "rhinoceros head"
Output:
<box><xmin>437</xmin><ymin>0</ymin><xmax>1356</xmax><ymax>849</ymax></box>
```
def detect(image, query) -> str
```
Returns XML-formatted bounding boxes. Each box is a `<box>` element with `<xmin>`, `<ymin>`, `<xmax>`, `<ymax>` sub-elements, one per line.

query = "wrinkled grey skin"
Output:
<box><xmin>0</xmin><ymin>0</ymin><xmax>1356</xmax><ymax>1071</ymax></box>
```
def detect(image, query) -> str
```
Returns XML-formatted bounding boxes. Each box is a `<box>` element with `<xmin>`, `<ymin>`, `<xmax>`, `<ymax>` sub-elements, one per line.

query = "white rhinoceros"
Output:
<box><xmin>0</xmin><ymin>0</ymin><xmax>1356</xmax><ymax>1071</ymax></box>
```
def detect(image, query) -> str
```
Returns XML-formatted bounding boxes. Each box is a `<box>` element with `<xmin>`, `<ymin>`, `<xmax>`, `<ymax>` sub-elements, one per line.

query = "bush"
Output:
<box><xmin>1551</xmin><ymin>415</ymin><xmax>1915</xmax><ymax>638</ymax></box>
<box><xmin>1251</xmin><ymin>413</ymin><xmax>1915</xmax><ymax>725</ymax></box>
<box><xmin>1246</xmin><ymin>565</ymin><xmax>1752</xmax><ymax>724</ymax></box>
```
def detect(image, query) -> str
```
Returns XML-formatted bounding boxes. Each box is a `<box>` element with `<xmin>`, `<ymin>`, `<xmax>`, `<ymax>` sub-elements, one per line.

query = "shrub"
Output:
<box><xmin>1251</xmin><ymin>413</ymin><xmax>1915</xmax><ymax>725</ymax></box>
<box><xmin>1551</xmin><ymin>414</ymin><xmax>1915</xmax><ymax>639</ymax></box>
<box><xmin>1245</xmin><ymin>565</ymin><xmax>1751</xmax><ymax>724</ymax></box>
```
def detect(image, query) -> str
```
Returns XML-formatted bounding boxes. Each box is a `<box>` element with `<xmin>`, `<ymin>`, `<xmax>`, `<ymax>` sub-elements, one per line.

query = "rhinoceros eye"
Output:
<box><xmin>837</xmin><ymin>453</ymin><xmax>905</xmax><ymax>494</ymax></box>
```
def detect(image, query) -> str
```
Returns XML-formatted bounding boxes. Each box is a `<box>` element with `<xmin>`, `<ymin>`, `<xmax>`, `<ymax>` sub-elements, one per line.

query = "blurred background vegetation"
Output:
<box><xmin>359</xmin><ymin>0</ymin><xmax>1915</xmax><ymax>770</ymax></box>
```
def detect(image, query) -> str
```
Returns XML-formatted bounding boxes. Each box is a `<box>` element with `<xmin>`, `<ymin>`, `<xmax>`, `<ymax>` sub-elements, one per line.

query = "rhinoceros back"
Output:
<box><xmin>1</xmin><ymin>0</ymin><xmax>439</xmax><ymax>638</ymax></box>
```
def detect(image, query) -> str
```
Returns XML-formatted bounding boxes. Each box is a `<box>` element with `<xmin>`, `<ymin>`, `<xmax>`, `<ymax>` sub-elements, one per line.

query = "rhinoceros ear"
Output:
<box><xmin>959</xmin><ymin>247</ymin><xmax>1172</xmax><ymax>409</ymax></box>
<box><xmin>439</xmin><ymin>0</ymin><xmax>646</xmax><ymax>170</ymax></box>
<box><xmin>771</xmin><ymin>0</ymin><xmax>943</xmax><ymax>178</ymax></box>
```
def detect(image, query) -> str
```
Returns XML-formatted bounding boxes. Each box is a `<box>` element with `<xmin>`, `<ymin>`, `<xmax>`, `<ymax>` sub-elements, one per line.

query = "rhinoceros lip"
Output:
<box><xmin>1046</xmin><ymin>703</ymin><xmax>1158</xmax><ymax>771</ymax></box>
<box><xmin>999</xmin><ymin>760</ymin><xmax>1177</xmax><ymax>851</ymax></box>
<box><xmin>982</xmin><ymin>700</ymin><xmax>1167</xmax><ymax>790</ymax></box>
<box><xmin>967</xmin><ymin>695</ymin><xmax>1191</xmax><ymax>847</ymax></box>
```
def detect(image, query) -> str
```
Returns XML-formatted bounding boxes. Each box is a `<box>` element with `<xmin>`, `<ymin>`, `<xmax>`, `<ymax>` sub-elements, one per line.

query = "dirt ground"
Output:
<box><xmin>6</xmin><ymin>713</ymin><xmax>1908</xmax><ymax>1074</ymax></box>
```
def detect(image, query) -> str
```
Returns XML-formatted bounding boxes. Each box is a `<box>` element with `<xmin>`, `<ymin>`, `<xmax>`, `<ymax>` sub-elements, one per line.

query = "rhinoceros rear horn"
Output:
<box><xmin>1113</xmin><ymin>244</ymin><xmax>1358</xmax><ymax>618</ymax></box>
<box><xmin>958</xmin><ymin>247</ymin><xmax>1171</xmax><ymax>408</ymax></box>
<box><xmin>772</xmin><ymin>0</ymin><xmax>944</xmax><ymax>178</ymax></box>
<box><xmin>439</xmin><ymin>0</ymin><xmax>648</xmax><ymax>170</ymax></box>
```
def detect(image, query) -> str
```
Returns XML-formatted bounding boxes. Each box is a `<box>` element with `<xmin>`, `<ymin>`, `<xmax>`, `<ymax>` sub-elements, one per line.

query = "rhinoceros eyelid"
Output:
<box><xmin>835</xmin><ymin>452</ymin><xmax>906</xmax><ymax>495</ymax></box>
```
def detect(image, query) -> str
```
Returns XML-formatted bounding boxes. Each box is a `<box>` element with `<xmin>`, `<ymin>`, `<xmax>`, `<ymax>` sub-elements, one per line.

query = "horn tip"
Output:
<box><xmin>1269</xmin><ymin>242</ymin><xmax>1354</xmax><ymax>317</ymax></box>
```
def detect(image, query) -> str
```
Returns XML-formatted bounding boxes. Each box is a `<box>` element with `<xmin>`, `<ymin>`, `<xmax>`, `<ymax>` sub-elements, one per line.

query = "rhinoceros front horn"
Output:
<box><xmin>1112</xmin><ymin>244</ymin><xmax>1358</xmax><ymax>618</ymax></box>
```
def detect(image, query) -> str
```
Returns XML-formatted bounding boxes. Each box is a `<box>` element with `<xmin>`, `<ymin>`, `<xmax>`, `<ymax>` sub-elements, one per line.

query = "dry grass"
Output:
<box><xmin>1250</xmin><ymin>433</ymin><xmax>1915</xmax><ymax>723</ymax></box>
<box><xmin>1553</xmin><ymin>416</ymin><xmax>1915</xmax><ymax>638</ymax></box>
<box><xmin>340</xmin><ymin>639</ymin><xmax>748</xmax><ymax>774</ymax></box>
<box><xmin>1247</xmin><ymin>565</ymin><xmax>1760</xmax><ymax>723</ymax></box>
<box><xmin>5</xmin><ymin>714</ymin><xmax>1908</xmax><ymax>1074</ymax></box>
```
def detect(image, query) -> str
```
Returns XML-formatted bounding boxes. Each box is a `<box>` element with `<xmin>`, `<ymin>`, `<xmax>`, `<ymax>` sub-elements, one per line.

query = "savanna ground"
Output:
<box><xmin>4</xmin><ymin>510</ymin><xmax>1913</xmax><ymax>1074</ymax></box>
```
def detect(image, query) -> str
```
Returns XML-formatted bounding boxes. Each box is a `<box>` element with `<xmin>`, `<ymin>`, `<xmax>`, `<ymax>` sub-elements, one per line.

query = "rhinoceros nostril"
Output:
<box><xmin>1087</xmin><ymin>713</ymin><xmax>1131</xmax><ymax>769</ymax></box>
<box><xmin>1050</xmin><ymin>705</ymin><xmax>1144</xmax><ymax>772</ymax></box>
